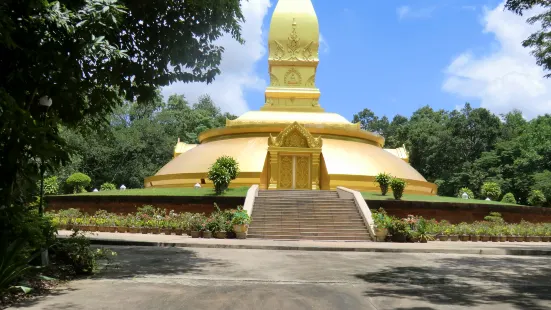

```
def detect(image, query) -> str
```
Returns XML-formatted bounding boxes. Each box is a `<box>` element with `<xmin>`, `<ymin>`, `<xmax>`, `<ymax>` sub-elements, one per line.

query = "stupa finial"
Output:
<box><xmin>261</xmin><ymin>0</ymin><xmax>323</xmax><ymax>112</ymax></box>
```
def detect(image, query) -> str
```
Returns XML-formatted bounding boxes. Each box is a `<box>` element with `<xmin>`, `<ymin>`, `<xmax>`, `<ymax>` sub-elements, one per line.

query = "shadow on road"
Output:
<box><xmin>355</xmin><ymin>256</ymin><xmax>551</xmax><ymax>309</ymax></box>
<box><xmin>95</xmin><ymin>246</ymin><xmax>230</xmax><ymax>279</ymax></box>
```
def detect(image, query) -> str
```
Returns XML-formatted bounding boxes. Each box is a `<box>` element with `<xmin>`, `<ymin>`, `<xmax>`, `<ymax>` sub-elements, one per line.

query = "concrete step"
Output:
<box><xmin>248</xmin><ymin>228</ymin><xmax>368</xmax><ymax>234</ymax></box>
<box><xmin>247</xmin><ymin>234</ymin><xmax>372</xmax><ymax>241</ymax></box>
<box><xmin>250</xmin><ymin>220</ymin><xmax>366</xmax><ymax>225</ymax></box>
<box><xmin>249</xmin><ymin>225</ymin><xmax>368</xmax><ymax>231</ymax></box>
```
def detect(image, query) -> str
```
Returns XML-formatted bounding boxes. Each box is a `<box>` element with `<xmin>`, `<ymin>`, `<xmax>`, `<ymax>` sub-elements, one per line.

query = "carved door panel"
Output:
<box><xmin>295</xmin><ymin>156</ymin><xmax>310</xmax><ymax>189</ymax></box>
<box><xmin>277</xmin><ymin>155</ymin><xmax>310</xmax><ymax>190</ymax></box>
<box><xmin>278</xmin><ymin>155</ymin><xmax>294</xmax><ymax>189</ymax></box>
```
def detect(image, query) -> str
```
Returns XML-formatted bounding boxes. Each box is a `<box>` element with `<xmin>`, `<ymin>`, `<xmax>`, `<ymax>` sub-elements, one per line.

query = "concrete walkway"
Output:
<box><xmin>10</xmin><ymin>246</ymin><xmax>551</xmax><ymax>309</ymax></box>
<box><xmin>58</xmin><ymin>230</ymin><xmax>551</xmax><ymax>256</ymax></box>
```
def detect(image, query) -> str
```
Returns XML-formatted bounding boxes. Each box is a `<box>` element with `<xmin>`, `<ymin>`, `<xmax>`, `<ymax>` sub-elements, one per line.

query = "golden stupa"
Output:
<box><xmin>145</xmin><ymin>0</ymin><xmax>437</xmax><ymax>195</ymax></box>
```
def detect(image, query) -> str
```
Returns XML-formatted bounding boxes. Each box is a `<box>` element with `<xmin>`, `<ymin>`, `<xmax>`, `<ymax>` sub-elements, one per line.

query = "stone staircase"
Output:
<box><xmin>248</xmin><ymin>190</ymin><xmax>372</xmax><ymax>241</ymax></box>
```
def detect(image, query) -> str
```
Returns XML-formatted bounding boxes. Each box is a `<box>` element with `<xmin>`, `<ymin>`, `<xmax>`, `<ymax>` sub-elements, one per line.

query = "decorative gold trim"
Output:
<box><xmin>305</xmin><ymin>75</ymin><xmax>316</xmax><ymax>87</ymax></box>
<box><xmin>269</xmin><ymin>73</ymin><xmax>280</xmax><ymax>86</ymax></box>
<box><xmin>268</xmin><ymin>122</ymin><xmax>322</xmax><ymax>148</ymax></box>
<box><xmin>287</xmin><ymin>18</ymin><xmax>300</xmax><ymax>61</ymax></box>
<box><xmin>283</xmin><ymin>68</ymin><xmax>302</xmax><ymax>86</ymax></box>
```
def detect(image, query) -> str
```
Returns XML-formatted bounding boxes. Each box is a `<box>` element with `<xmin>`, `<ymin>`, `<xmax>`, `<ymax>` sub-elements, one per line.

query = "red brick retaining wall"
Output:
<box><xmin>45</xmin><ymin>195</ymin><xmax>245</xmax><ymax>215</ymax></box>
<box><xmin>366</xmin><ymin>200</ymin><xmax>551</xmax><ymax>224</ymax></box>
<box><xmin>46</xmin><ymin>195</ymin><xmax>551</xmax><ymax>223</ymax></box>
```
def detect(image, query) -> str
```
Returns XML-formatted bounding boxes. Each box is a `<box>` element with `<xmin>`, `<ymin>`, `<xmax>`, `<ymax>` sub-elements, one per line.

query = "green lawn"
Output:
<box><xmin>67</xmin><ymin>187</ymin><xmax>249</xmax><ymax>197</ymax></box>
<box><xmin>361</xmin><ymin>191</ymin><xmax>518</xmax><ymax>206</ymax></box>
<box><xmin>65</xmin><ymin>187</ymin><xmax>519</xmax><ymax>206</ymax></box>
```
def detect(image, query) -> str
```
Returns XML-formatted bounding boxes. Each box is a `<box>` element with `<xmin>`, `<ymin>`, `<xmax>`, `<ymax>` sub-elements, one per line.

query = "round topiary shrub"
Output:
<box><xmin>208</xmin><ymin>156</ymin><xmax>239</xmax><ymax>195</ymax></box>
<box><xmin>481</xmin><ymin>182</ymin><xmax>501</xmax><ymax>201</ymax></box>
<box><xmin>501</xmin><ymin>192</ymin><xmax>516</xmax><ymax>204</ymax></box>
<box><xmin>100</xmin><ymin>182</ymin><xmax>116</xmax><ymax>191</ymax></box>
<box><xmin>375</xmin><ymin>172</ymin><xmax>393</xmax><ymax>196</ymax></box>
<box><xmin>457</xmin><ymin>187</ymin><xmax>474</xmax><ymax>199</ymax></box>
<box><xmin>390</xmin><ymin>178</ymin><xmax>407</xmax><ymax>200</ymax></box>
<box><xmin>66</xmin><ymin>172</ymin><xmax>91</xmax><ymax>194</ymax></box>
<box><xmin>528</xmin><ymin>190</ymin><xmax>546</xmax><ymax>207</ymax></box>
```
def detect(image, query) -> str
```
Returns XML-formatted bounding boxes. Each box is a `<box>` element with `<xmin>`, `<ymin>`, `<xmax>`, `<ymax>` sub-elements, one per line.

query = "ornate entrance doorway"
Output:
<box><xmin>267</xmin><ymin>122</ymin><xmax>322</xmax><ymax>190</ymax></box>
<box><xmin>278</xmin><ymin>155</ymin><xmax>311</xmax><ymax>189</ymax></box>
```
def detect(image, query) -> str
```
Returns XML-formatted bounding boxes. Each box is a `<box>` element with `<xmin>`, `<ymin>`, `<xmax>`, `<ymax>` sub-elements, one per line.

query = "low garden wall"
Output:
<box><xmin>46</xmin><ymin>195</ymin><xmax>551</xmax><ymax>223</ymax></box>
<box><xmin>45</xmin><ymin>195</ymin><xmax>245</xmax><ymax>215</ymax></box>
<box><xmin>367</xmin><ymin>200</ymin><xmax>551</xmax><ymax>224</ymax></box>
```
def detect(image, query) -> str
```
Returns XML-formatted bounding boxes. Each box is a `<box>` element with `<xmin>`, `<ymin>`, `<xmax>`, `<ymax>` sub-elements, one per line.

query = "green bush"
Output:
<box><xmin>215</xmin><ymin>156</ymin><xmax>240</xmax><ymax>180</ymax></box>
<box><xmin>501</xmin><ymin>192</ymin><xmax>516</xmax><ymax>204</ymax></box>
<box><xmin>390</xmin><ymin>178</ymin><xmax>407</xmax><ymax>200</ymax></box>
<box><xmin>43</xmin><ymin>176</ymin><xmax>60</xmax><ymax>196</ymax></box>
<box><xmin>528</xmin><ymin>190</ymin><xmax>546</xmax><ymax>207</ymax></box>
<box><xmin>51</xmin><ymin>230</ymin><xmax>116</xmax><ymax>275</ymax></box>
<box><xmin>456</xmin><ymin>187</ymin><xmax>474</xmax><ymax>199</ymax></box>
<box><xmin>375</xmin><ymin>173</ymin><xmax>393</xmax><ymax>196</ymax></box>
<box><xmin>66</xmin><ymin>172</ymin><xmax>91</xmax><ymax>194</ymax></box>
<box><xmin>208</xmin><ymin>156</ymin><xmax>239</xmax><ymax>195</ymax></box>
<box><xmin>0</xmin><ymin>238</ymin><xmax>40</xmax><ymax>293</ymax></box>
<box><xmin>231</xmin><ymin>208</ymin><xmax>251</xmax><ymax>226</ymax></box>
<box><xmin>481</xmin><ymin>182</ymin><xmax>501</xmax><ymax>201</ymax></box>
<box><xmin>100</xmin><ymin>182</ymin><xmax>116</xmax><ymax>191</ymax></box>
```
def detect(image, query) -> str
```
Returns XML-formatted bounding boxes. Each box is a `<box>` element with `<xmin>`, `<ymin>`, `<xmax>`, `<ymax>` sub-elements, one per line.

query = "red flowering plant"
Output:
<box><xmin>403</xmin><ymin>215</ymin><xmax>419</xmax><ymax>230</ymax></box>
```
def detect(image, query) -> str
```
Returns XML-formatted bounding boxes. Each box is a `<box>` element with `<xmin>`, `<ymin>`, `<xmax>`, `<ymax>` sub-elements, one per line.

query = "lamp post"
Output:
<box><xmin>38</xmin><ymin>96</ymin><xmax>52</xmax><ymax>217</ymax></box>
<box><xmin>38</xmin><ymin>96</ymin><xmax>52</xmax><ymax>266</ymax></box>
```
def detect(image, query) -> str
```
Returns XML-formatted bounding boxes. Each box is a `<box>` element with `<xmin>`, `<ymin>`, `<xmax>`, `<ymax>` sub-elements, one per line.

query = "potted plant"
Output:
<box><xmin>372</xmin><ymin>209</ymin><xmax>392</xmax><ymax>242</ymax></box>
<box><xmin>190</xmin><ymin>214</ymin><xmax>205</xmax><ymax>238</ymax></box>
<box><xmin>374</xmin><ymin>173</ymin><xmax>392</xmax><ymax>196</ymax></box>
<box><xmin>389</xmin><ymin>219</ymin><xmax>409</xmax><ymax>243</ymax></box>
<box><xmin>203</xmin><ymin>216</ymin><xmax>217</xmax><ymax>239</ymax></box>
<box><xmin>231</xmin><ymin>208</ymin><xmax>251</xmax><ymax>239</ymax></box>
<box><xmin>457</xmin><ymin>223</ymin><xmax>470</xmax><ymax>242</ymax></box>
<box><xmin>542</xmin><ymin>227</ymin><xmax>551</xmax><ymax>242</ymax></box>
<box><xmin>414</xmin><ymin>218</ymin><xmax>433</xmax><ymax>243</ymax></box>
<box><xmin>479</xmin><ymin>223</ymin><xmax>490</xmax><ymax>242</ymax></box>
<box><xmin>470</xmin><ymin>224</ymin><xmax>481</xmax><ymax>242</ymax></box>
<box><xmin>213</xmin><ymin>214</ymin><xmax>228</xmax><ymax>239</ymax></box>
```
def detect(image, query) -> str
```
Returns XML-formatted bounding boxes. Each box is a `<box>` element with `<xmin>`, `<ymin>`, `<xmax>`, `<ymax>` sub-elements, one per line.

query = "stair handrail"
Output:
<box><xmin>336</xmin><ymin>187</ymin><xmax>376</xmax><ymax>240</ymax></box>
<box><xmin>243</xmin><ymin>185</ymin><xmax>259</xmax><ymax>217</ymax></box>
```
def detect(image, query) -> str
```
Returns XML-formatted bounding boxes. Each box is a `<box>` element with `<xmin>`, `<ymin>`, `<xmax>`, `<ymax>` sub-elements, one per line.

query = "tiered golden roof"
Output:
<box><xmin>145</xmin><ymin>0</ymin><xmax>437</xmax><ymax>194</ymax></box>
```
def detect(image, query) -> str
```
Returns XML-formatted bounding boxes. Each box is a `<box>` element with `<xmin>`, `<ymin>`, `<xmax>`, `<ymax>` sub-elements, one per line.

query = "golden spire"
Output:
<box><xmin>262</xmin><ymin>0</ymin><xmax>323</xmax><ymax>112</ymax></box>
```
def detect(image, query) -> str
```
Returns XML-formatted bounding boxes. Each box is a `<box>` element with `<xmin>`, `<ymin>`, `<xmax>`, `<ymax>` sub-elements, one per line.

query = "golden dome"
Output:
<box><xmin>144</xmin><ymin>0</ymin><xmax>437</xmax><ymax>195</ymax></box>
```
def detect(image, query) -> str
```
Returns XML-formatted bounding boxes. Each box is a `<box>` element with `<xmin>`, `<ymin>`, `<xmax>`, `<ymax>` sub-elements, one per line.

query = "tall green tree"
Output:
<box><xmin>505</xmin><ymin>0</ymin><xmax>551</xmax><ymax>77</ymax></box>
<box><xmin>1</xmin><ymin>0</ymin><xmax>244</xmax><ymax>204</ymax></box>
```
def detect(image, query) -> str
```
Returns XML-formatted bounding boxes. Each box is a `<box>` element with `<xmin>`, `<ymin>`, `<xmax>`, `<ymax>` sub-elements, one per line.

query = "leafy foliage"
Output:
<box><xmin>528</xmin><ymin>190</ymin><xmax>547</xmax><ymax>207</ymax></box>
<box><xmin>231</xmin><ymin>208</ymin><xmax>251</xmax><ymax>226</ymax></box>
<box><xmin>66</xmin><ymin>173</ymin><xmax>91</xmax><ymax>194</ymax></box>
<box><xmin>51</xmin><ymin>230</ymin><xmax>116</xmax><ymax>275</ymax></box>
<box><xmin>375</xmin><ymin>173</ymin><xmax>393</xmax><ymax>196</ymax></box>
<box><xmin>208</xmin><ymin>156</ymin><xmax>240</xmax><ymax>195</ymax></box>
<box><xmin>0</xmin><ymin>238</ymin><xmax>39</xmax><ymax>293</ymax></box>
<box><xmin>390</xmin><ymin>178</ymin><xmax>407</xmax><ymax>200</ymax></box>
<box><xmin>1</xmin><ymin>0</ymin><xmax>244</xmax><ymax>206</ymax></box>
<box><xmin>457</xmin><ymin>187</ymin><xmax>475</xmax><ymax>199</ymax></box>
<box><xmin>100</xmin><ymin>182</ymin><xmax>116</xmax><ymax>191</ymax></box>
<box><xmin>505</xmin><ymin>0</ymin><xmax>551</xmax><ymax>78</ymax></box>
<box><xmin>481</xmin><ymin>182</ymin><xmax>502</xmax><ymax>201</ymax></box>
<box><xmin>43</xmin><ymin>176</ymin><xmax>60</xmax><ymax>196</ymax></box>
<box><xmin>501</xmin><ymin>192</ymin><xmax>517</xmax><ymax>204</ymax></box>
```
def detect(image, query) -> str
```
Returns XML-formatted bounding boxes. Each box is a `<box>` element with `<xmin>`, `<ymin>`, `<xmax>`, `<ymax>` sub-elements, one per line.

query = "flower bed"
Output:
<box><xmin>48</xmin><ymin>204</ymin><xmax>250</xmax><ymax>239</ymax></box>
<box><xmin>372</xmin><ymin>209</ymin><xmax>551</xmax><ymax>243</ymax></box>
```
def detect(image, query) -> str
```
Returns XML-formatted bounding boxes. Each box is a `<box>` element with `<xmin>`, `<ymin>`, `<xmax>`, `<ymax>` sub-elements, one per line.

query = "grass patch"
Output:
<box><xmin>65</xmin><ymin>187</ymin><xmax>249</xmax><ymax>197</ymax></box>
<box><xmin>361</xmin><ymin>191</ymin><xmax>519</xmax><ymax>206</ymax></box>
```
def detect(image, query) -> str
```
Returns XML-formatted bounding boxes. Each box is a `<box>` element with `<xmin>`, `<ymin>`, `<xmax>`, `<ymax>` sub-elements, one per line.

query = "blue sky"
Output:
<box><xmin>163</xmin><ymin>0</ymin><xmax>551</xmax><ymax>120</ymax></box>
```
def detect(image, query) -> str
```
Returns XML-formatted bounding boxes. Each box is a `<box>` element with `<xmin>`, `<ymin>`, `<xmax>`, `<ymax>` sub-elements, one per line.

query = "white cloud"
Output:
<box><xmin>319</xmin><ymin>33</ymin><xmax>330</xmax><ymax>53</ymax></box>
<box><xmin>397</xmin><ymin>5</ymin><xmax>435</xmax><ymax>20</ymax></box>
<box><xmin>161</xmin><ymin>0</ymin><xmax>271</xmax><ymax>114</ymax></box>
<box><xmin>442</xmin><ymin>1</ymin><xmax>551</xmax><ymax>118</ymax></box>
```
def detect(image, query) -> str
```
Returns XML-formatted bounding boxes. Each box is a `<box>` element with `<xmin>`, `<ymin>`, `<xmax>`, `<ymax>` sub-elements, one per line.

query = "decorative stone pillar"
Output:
<box><xmin>268</xmin><ymin>151</ymin><xmax>279</xmax><ymax>189</ymax></box>
<box><xmin>311</xmin><ymin>152</ymin><xmax>321</xmax><ymax>190</ymax></box>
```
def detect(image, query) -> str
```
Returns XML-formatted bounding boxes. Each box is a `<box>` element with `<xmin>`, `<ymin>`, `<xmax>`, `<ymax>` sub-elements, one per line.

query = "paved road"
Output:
<box><xmin>11</xmin><ymin>246</ymin><xmax>551</xmax><ymax>310</ymax></box>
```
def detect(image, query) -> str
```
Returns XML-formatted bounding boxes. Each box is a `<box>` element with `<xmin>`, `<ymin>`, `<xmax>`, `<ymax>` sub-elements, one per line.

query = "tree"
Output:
<box><xmin>505</xmin><ymin>0</ymin><xmax>551</xmax><ymax>77</ymax></box>
<box><xmin>1</xmin><ymin>0</ymin><xmax>244</xmax><ymax>204</ymax></box>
